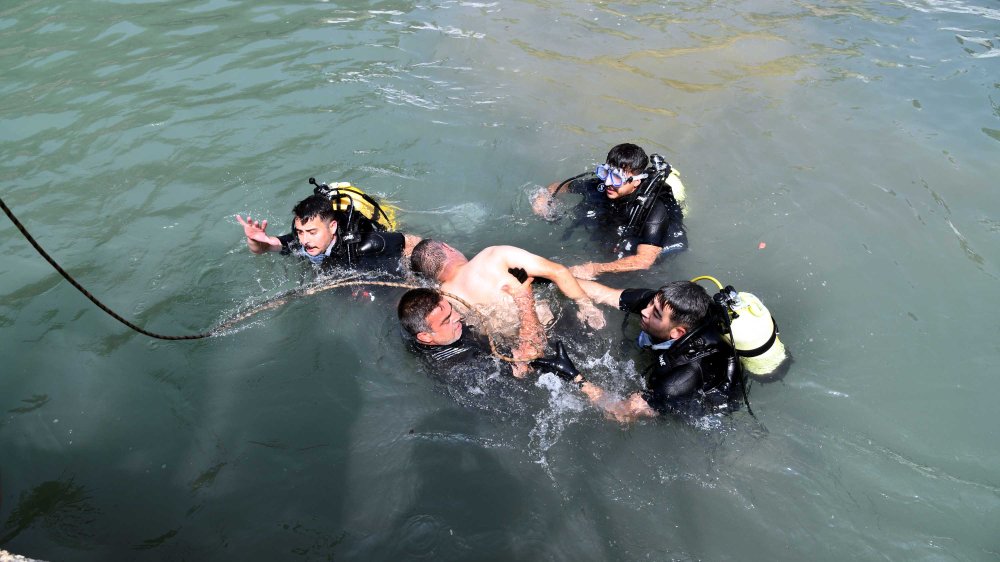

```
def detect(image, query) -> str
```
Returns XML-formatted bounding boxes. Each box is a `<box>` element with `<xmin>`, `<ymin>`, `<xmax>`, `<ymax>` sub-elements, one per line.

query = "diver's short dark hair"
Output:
<box><xmin>606</xmin><ymin>143</ymin><xmax>648</xmax><ymax>174</ymax></box>
<box><xmin>410</xmin><ymin>239</ymin><xmax>449</xmax><ymax>279</ymax></box>
<box><xmin>397</xmin><ymin>288</ymin><xmax>443</xmax><ymax>337</ymax></box>
<box><xmin>655</xmin><ymin>281</ymin><xmax>711</xmax><ymax>329</ymax></box>
<box><xmin>292</xmin><ymin>194</ymin><xmax>339</xmax><ymax>223</ymax></box>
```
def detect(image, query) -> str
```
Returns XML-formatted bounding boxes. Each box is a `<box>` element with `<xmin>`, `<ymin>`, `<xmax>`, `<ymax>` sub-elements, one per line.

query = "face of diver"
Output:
<box><xmin>416</xmin><ymin>298</ymin><xmax>464</xmax><ymax>346</ymax></box>
<box><xmin>640</xmin><ymin>297</ymin><xmax>687</xmax><ymax>342</ymax></box>
<box><xmin>604</xmin><ymin>168</ymin><xmax>643</xmax><ymax>200</ymax></box>
<box><xmin>293</xmin><ymin>215</ymin><xmax>338</xmax><ymax>256</ymax></box>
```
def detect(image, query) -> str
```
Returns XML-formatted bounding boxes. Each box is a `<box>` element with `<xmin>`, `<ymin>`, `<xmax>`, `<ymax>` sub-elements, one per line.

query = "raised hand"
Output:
<box><xmin>236</xmin><ymin>215</ymin><xmax>280</xmax><ymax>253</ymax></box>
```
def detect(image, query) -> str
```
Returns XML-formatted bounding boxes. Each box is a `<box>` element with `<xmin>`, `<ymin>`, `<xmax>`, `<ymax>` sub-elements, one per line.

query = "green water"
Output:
<box><xmin>2</xmin><ymin>1</ymin><xmax>998</xmax><ymax>560</ymax></box>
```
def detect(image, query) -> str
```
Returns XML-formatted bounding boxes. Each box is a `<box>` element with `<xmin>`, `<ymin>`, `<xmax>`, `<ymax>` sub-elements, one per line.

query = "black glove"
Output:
<box><xmin>530</xmin><ymin>341</ymin><xmax>580</xmax><ymax>382</ymax></box>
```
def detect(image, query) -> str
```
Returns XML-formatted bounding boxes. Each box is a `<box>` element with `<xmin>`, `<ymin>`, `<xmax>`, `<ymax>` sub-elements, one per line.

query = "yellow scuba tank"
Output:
<box><xmin>649</xmin><ymin>153</ymin><xmax>686</xmax><ymax>214</ymax></box>
<box><xmin>309</xmin><ymin>178</ymin><xmax>398</xmax><ymax>231</ymax></box>
<box><xmin>691</xmin><ymin>276</ymin><xmax>787</xmax><ymax>378</ymax></box>
<box><xmin>665</xmin><ymin>167</ymin><xmax>687</xmax><ymax>214</ymax></box>
<box><xmin>727</xmin><ymin>291</ymin><xmax>786</xmax><ymax>377</ymax></box>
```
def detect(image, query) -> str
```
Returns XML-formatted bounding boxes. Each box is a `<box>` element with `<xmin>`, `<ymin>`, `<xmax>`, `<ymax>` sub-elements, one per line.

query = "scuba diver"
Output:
<box><xmin>237</xmin><ymin>178</ymin><xmax>420</xmax><ymax>275</ymax></box>
<box><xmin>397</xmin><ymin>281</ymin><xmax>546</xmax><ymax>379</ymax></box>
<box><xmin>531</xmin><ymin>280</ymin><xmax>744</xmax><ymax>422</ymax></box>
<box><xmin>397</xmin><ymin>285</ymin><xmax>550</xmax><ymax>418</ymax></box>
<box><xmin>531</xmin><ymin>143</ymin><xmax>688</xmax><ymax>279</ymax></box>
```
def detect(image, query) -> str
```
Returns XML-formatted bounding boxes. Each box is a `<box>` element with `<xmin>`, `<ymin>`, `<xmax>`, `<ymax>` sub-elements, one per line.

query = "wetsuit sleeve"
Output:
<box><xmin>277</xmin><ymin>232</ymin><xmax>296</xmax><ymax>255</ymax></box>
<box><xmin>618</xmin><ymin>288</ymin><xmax>657</xmax><ymax>313</ymax></box>
<box><xmin>641</xmin><ymin>362</ymin><xmax>702</xmax><ymax>416</ymax></box>
<box><xmin>638</xmin><ymin>198</ymin><xmax>687</xmax><ymax>252</ymax></box>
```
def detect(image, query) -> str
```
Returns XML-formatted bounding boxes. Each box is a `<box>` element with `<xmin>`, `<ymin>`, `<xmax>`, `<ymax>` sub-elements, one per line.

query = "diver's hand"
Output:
<box><xmin>530</xmin><ymin>189</ymin><xmax>552</xmax><ymax>217</ymax></box>
<box><xmin>575</xmin><ymin>298</ymin><xmax>606</xmax><ymax>329</ymax></box>
<box><xmin>236</xmin><ymin>214</ymin><xmax>281</xmax><ymax>254</ymax></box>
<box><xmin>569</xmin><ymin>262</ymin><xmax>599</xmax><ymax>280</ymax></box>
<box><xmin>530</xmin><ymin>341</ymin><xmax>580</xmax><ymax>381</ymax></box>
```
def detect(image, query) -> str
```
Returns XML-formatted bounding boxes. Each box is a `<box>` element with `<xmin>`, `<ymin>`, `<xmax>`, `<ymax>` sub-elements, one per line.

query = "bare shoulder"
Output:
<box><xmin>472</xmin><ymin>245</ymin><xmax>525</xmax><ymax>265</ymax></box>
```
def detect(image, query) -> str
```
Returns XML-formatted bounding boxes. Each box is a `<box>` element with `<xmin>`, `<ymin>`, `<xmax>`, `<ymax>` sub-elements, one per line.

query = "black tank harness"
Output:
<box><xmin>308</xmin><ymin>177</ymin><xmax>395</xmax><ymax>267</ymax></box>
<box><xmin>554</xmin><ymin>154</ymin><xmax>677</xmax><ymax>252</ymax></box>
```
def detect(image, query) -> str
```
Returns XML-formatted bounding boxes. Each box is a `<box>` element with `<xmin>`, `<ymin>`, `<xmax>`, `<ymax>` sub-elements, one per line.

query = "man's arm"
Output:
<box><xmin>494</xmin><ymin>246</ymin><xmax>605</xmax><ymax>329</ymax></box>
<box><xmin>569</xmin><ymin>244</ymin><xmax>661</xmax><ymax>279</ymax></box>
<box><xmin>236</xmin><ymin>215</ymin><xmax>283</xmax><ymax>254</ymax></box>
<box><xmin>502</xmin><ymin>278</ymin><xmax>546</xmax><ymax>378</ymax></box>
<box><xmin>576</xmin><ymin>279</ymin><xmax>624</xmax><ymax>307</ymax></box>
<box><xmin>531</xmin><ymin>343</ymin><xmax>657</xmax><ymax>423</ymax></box>
<box><xmin>580</xmin><ymin>383</ymin><xmax>658</xmax><ymax>423</ymax></box>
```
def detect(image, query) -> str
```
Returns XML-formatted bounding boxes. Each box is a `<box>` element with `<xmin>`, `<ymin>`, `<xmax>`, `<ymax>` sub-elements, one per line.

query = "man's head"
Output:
<box><xmin>292</xmin><ymin>195</ymin><xmax>340</xmax><ymax>256</ymax></box>
<box><xmin>410</xmin><ymin>239</ymin><xmax>465</xmax><ymax>281</ymax></box>
<box><xmin>640</xmin><ymin>281</ymin><xmax>712</xmax><ymax>342</ymax></box>
<box><xmin>599</xmin><ymin>143</ymin><xmax>649</xmax><ymax>199</ymax></box>
<box><xmin>397</xmin><ymin>288</ymin><xmax>464</xmax><ymax>345</ymax></box>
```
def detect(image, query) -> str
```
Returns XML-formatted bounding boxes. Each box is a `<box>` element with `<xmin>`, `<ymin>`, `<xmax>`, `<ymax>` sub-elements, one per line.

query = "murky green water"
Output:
<box><xmin>2</xmin><ymin>1</ymin><xmax>998</xmax><ymax>560</ymax></box>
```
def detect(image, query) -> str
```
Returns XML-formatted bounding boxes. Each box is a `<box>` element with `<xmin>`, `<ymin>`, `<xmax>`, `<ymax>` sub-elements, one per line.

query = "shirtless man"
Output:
<box><xmin>409</xmin><ymin>240</ymin><xmax>605</xmax><ymax>337</ymax></box>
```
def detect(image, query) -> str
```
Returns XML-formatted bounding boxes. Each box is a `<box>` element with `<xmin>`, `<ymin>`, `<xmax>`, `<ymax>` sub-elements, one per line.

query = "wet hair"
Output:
<box><xmin>397</xmin><ymin>288</ymin><xmax>443</xmax><ymax>337</ymax></box>
<box><xmin>606</xmin><ymin>143</ymin><xmax>648</xmax><ymax>174</ymax></box>
<box><xmin>292</xmin><ymin>194</ymin><xmax>339</xmax><ymax>224</ymax></box>
<box><xmin>410</xmin><ymin>239</ymin><xmax>449</xmax><ymax>279</ymax></box>
<box><xmin>655</xmin><ymin>281</ymin><xmax>711</xmax><ymax>329</ymax></box>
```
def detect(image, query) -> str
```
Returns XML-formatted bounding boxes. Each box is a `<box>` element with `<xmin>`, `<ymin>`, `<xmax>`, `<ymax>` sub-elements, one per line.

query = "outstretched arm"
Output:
<box><xmin>236</xmin><ymin>215</ymin><xmax>283</xmax><ymax>254</ymax></box>
<box><xmin>569</xmin><ymin>244</ymin><xmax>661</xmax><ymax>279</ymax></box>
<box><xmin>575</xmin><ymin>279</ymin><xmax>625</xmax><ymax>308</ymax></box>
<box><xmin>496</xmin><ymin>246</ymin><xmax>605</xmax><ymax>329</ymax></box>
<box><xmin>531</xmin><ymin>342</ymin><xmax>657</xmax><ymax>423</ymax></box>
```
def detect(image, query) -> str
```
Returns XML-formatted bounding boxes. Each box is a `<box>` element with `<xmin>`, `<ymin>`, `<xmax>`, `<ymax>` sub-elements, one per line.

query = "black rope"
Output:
<box><xmin>2</xmin><ymin>196</ymin><xmax>214</xmax><ymax>340</ymax></box>
<box><xmin>2</xmin><ymin>197</ymin><xmax>533</xmax><ymax>359</ymax></box>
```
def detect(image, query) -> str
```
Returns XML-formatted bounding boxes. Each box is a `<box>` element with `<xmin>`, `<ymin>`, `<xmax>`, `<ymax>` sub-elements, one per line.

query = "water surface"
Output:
<box><xmin>2</xmin><ymin>1</ymin><xmax>998</xmax><ymax>560</ymax></box>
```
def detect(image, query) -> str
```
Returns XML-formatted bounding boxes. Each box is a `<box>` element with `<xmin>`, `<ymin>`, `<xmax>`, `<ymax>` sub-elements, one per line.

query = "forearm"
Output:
<box><xmin>576</xmin><ymin>280</ymin><xmax>623</xmax><ymax>307</ymax></box>
<box><xmin>511</xmin><ymin>291</ymin><xmax>545</xmax><ymax>359</ymax></box>
<box><xmin>550</xmin><ymin>266</ymin><xmax>590</xmax><ymax>302</ymax></box>
<box><xmin>587</xmin><ymin>247</ymin><xmax>659</xmax><ymax>275</ymax></box>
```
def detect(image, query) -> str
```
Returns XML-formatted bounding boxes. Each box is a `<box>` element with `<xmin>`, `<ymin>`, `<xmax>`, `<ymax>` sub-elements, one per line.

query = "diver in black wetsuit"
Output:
<box><xmin>531</xmin><ymin>143</ymin><xmax>687</xmax><ymax>279</ymax></box>
<box><xmin>397</xmin><ymin>287</ymin><xmax>542</xmax><ymax>417</ymax></box>
<box><xmin>531</xmin><ymin>280</ymin><xmax>742</xmax><ymax>422</ymax></box>
<box><xmin>396</xmin><ymin>285</ymin><xmax>545</xmax><ymax>379</ymax></box>
<box><xmin>237</xmin><ymin>191</ymin><xmax>419</xmax><ymax>275</ymax></box>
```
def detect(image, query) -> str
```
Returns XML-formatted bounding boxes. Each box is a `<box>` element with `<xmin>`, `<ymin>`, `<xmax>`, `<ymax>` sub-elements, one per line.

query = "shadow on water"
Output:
<box><xmin>0</xmin><ymin>475</ymin><xmax>98</xmax><ymax>548</ymax></box>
